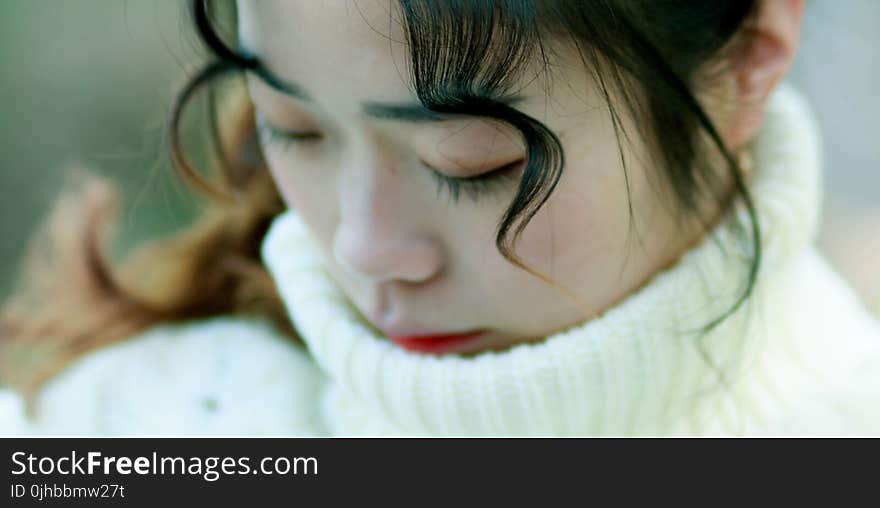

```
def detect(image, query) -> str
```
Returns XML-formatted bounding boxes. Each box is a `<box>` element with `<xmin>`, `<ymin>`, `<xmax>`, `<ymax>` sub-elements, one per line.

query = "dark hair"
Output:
<box><xmin>0</xmin><ymin>0</ymin><xmax>762</xmax><ymax>400</ymax></box>
<box><xmin>185</xmin><ymin>0</ymin><xmax>761</xmax><ymax>324</ymax></box>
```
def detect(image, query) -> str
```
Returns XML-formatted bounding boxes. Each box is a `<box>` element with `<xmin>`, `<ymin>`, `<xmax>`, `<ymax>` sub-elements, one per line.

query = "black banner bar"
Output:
<box><xmin>2</xmin><ymin>438</ymin><xmax>874</xmax><ymax>505</ymax></box>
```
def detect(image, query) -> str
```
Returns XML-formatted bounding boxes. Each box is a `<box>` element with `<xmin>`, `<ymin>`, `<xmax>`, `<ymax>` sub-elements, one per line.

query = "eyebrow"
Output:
<box><xmin>244</xmin><ymin>54</ymin><xmax>524</xmax><ymax>124</ymax></box>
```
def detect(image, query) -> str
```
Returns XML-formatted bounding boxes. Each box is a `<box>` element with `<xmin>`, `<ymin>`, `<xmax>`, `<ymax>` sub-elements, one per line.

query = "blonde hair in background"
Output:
<box><xmin>0</xmin><ymin>78</ymin><xmax>299</xmax><ymax>414</ymax></box>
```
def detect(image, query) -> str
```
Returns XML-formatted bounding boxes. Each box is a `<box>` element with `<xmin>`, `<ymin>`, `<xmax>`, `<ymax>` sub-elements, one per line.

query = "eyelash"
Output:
<box><xmin>427</xmin><ymin>159</ymin><xmax>523</xmax><ymax>203</ymax></box>
<box><xmin>256</xmin><ymin>117</ymin><xmax>522</xmax><ymax>202</ymax></box>
<box><xmin>256</xmin><ymin>119</ymin><xmax>322</xmax><ymax>148</ymax></box>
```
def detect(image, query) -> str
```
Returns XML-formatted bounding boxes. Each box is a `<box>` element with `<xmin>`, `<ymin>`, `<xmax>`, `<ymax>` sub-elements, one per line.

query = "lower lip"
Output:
<box><xmin>387</xmin><ymin>331</ymin><xmax>486</xmax><ymax>354</ymax></box>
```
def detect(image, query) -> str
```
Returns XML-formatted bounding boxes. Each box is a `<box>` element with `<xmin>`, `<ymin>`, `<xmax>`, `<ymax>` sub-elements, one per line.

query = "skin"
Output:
<box><xmin>236</xmin><ymin>0</ymin><xmax>803</xmax><ymax>355</ymax></box>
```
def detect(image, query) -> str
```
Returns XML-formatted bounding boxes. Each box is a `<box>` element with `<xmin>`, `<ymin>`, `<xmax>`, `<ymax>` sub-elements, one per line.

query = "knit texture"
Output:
<box><xmin>260</xmin><ymin>82</ymin><xmax>880</xmax><ymax>436</ymax></box>
<box><xmin>2</xmin><ymin>83</ymin><xmax>878</xmax><ymax>436</ymax></box>
<box><xmin>2</xmin><ymin>318</ymin><xmax>326</xmax><ymax>435</ymax></box>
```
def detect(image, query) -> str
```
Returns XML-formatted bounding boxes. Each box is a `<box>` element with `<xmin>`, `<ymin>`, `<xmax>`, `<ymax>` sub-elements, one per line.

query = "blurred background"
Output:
<box><xmin>1</xmin><ymin>1</ymin><xmax>878</xmax><ymax>310</ymax></box>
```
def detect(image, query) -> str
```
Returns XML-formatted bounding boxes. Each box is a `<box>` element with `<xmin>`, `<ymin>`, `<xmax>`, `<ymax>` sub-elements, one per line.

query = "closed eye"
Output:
<box><xmin>255</xmin><ymin>115</ymin><xmax>323</xmax><ymax>148</ymax></box>
<box><xmin>426</xmin><ymin>158</ymin><xmax>524</xmax><ymax>203</ymax></box>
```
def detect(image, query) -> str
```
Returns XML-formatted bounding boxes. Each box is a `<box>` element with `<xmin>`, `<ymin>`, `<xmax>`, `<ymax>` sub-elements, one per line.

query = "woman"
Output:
<box><xmin>1</xmin><ymin>0</ymin><xmax>878</xmax><ymax>435</ymax></box>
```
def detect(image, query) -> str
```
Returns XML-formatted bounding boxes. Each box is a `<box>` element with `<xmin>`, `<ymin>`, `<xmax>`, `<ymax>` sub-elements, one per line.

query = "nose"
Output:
<box><xmin>331</xmin><ymin>145</ymin><xmax>445</xmax><ymax>285</ymax></box>
<box><xmin>333</xmin><ymin>223</ymin><xmax>444</xmax><ymax>284</ymax></box>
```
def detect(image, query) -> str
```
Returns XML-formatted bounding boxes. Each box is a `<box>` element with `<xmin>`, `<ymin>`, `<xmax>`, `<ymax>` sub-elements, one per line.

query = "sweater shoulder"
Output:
<box><xmin>765</xmin><ymin>247</ymin><xmax>880</xmax><ymax>434</ymax></box>
<box><xmin>6</xmin><ymin>316</ymin><xmax>327</xmax><ymax>436</ymax></box>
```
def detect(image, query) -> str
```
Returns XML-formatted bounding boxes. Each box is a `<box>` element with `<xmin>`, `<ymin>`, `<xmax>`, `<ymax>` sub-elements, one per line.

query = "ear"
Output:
<box><xmin>719</xmin><ymin>0</ymin><xmax>805</xmax><ymax>149</ymax></box>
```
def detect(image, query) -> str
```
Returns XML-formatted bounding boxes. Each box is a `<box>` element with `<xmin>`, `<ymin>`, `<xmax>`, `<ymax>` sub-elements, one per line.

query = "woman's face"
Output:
<box><xmin>238</xmin><ymin>0</ymin><xmax>715</xmax><ymax>354</ymax></box>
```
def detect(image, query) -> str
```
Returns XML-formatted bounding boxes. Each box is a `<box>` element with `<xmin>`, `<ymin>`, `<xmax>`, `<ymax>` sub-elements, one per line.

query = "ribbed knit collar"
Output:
<box><xmin>261</xmin><ymin>83</ymin><xmax>821</xmax><ymax>436</ymax></box>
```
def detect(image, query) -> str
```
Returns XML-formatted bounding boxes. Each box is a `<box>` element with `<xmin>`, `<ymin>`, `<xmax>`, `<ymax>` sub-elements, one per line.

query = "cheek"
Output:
<box><xmin>263</xmin><ymin>153</ymin><xmax>338</xmax><ymax>245</ymax></box>
<box><xmin>263</xmin><ymin>149</ymin><xmax>311</xmax><ymax>207</ymax></box>
<box><xmin>458</xmin><ymin>186</ymin><xmax>616</xmax><ymax>336</ymax></box>
<box><xmin>510</xmin><ymin>172</ymin><xmax>632</xmax><ymax>281</ymax></box>
<box><xmin>265</xmin><ymin>158</ymin><xmax>299</xmax><ymax>207</ymax></box>
<box><xmin>469</xmin><ymin>156</ymin><xmax>641</xmax><ymax>322</ymax></box>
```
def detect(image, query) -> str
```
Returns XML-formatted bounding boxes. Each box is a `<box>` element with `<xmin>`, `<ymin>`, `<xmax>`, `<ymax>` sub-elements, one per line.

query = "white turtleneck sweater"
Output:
<box><xmin>2</xmin><ymin>83</ymin><xmax>879</xmax><ymax>436</ymax></box>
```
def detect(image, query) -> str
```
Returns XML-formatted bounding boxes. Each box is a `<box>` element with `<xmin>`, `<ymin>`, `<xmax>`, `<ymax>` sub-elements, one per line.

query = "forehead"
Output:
<box><xmin>234</xmin><ymin>0</ymin><xmax>605</xmax><ymax>131</ymax></box>
<box><xmin>237</xmin><ymin>0</ymin><xmax>415</xmax><ymax>104</ymax></box>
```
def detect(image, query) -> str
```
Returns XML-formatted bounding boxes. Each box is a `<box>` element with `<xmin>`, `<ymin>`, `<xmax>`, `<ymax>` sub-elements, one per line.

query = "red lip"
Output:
<box><xmin>386</xmin><ymin>330</ymin><xmax>486</xmax><ymax>354</ymax></box>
